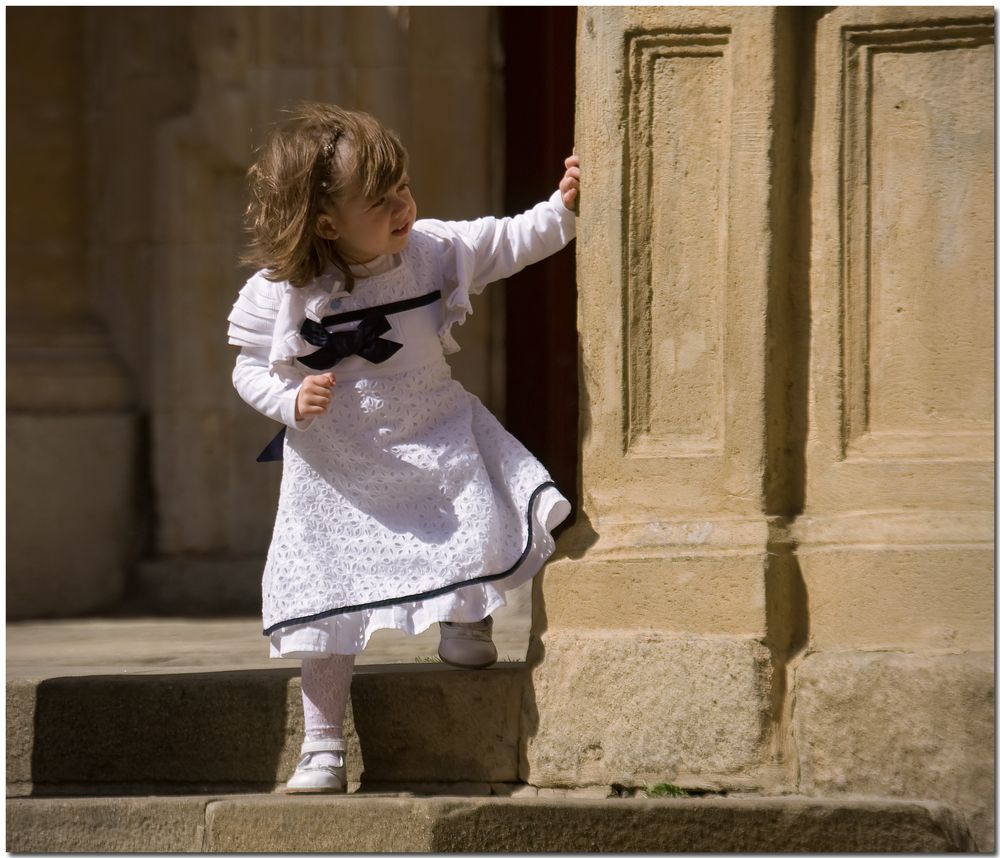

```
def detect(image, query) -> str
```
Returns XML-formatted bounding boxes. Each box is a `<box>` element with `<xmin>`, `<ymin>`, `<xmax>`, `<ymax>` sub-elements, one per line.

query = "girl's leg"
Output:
<box><xmin>300</xmin><ymin>653</ymin><xmax>356</xmax><ymax>765</ymax></box>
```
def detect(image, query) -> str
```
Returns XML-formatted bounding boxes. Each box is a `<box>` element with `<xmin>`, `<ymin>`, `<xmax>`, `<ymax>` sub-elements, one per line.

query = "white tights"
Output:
<box><xmin>300</xmin><ymin>653</ymin><xmax>356</xmax><ymax>766</ymax></box>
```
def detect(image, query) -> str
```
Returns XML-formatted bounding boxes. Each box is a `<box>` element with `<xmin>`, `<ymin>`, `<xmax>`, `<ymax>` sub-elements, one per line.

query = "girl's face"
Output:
<box><xmin>316</xmin><ymin>175</ymin><xmax>417</xmax><ymax>265</ymax></box>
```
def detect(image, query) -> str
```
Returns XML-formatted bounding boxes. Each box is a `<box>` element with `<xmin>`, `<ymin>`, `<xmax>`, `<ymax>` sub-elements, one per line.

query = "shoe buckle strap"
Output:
<box><xmin>302</xmin><ymin>738</ymin><xmax>347</xmax><ymax>754</ymax></box>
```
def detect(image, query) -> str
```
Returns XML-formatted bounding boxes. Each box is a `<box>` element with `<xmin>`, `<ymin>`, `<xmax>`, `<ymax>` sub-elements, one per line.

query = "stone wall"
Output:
<box><xmin>526</xmin><ymin>6</ymin><xmax>994</xmax><ymax>851</ymax></box>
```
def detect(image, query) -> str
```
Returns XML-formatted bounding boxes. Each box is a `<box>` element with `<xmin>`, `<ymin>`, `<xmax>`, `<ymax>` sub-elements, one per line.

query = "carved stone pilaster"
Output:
<box><xmin>794</xmin><ymin>8</ymin><xmax>994</xmax><ymax>850</ymax></box>
<box><xmin>525</xmin><ymin>6</ymin><xmax>793</xmax><ymax>791</ymax></box>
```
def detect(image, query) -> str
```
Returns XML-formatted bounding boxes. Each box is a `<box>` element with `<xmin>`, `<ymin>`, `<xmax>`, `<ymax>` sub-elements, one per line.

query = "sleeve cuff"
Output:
<box><xmin>549</xmin><ymin>188</ymin><xmax>572</xmax><ymax>214</ymax></box>
<box><xmin>280</xmin><ymin>387</ymin><xmax>316</xmax><ymax>431</ymax></box>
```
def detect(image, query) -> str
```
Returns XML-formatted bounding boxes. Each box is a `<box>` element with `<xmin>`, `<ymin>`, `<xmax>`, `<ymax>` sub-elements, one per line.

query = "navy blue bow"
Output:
<box><xmin>254</xmin><ymin>289</ymin><xmax>442</xmax><ymax>463</ymax></box>
<box><xmin>297</xmin><ymin>311</ymin><xmax>403</xmax><ymax>371</ymax></box>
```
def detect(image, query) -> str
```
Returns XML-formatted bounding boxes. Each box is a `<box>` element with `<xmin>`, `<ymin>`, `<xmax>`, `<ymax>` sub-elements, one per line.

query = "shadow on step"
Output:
<box><xmin>12</xmin><ymin>663</ymin><xmax>529</xmax><ymax>796</ymax></box>
<box><xmin>20</xmin><ymin>669</ymin><xmax>298</xmax><ymax>796</ymax></box>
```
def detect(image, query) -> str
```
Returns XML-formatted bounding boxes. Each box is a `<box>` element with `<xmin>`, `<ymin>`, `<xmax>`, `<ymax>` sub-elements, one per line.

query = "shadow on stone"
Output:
<box><xmin>28</xmin><ymin>668</ymin><xmax>297</xmax><ymax>794</ymax></box>
<box><xmin>350</xmin><ymin>664</ymin><xmax>526</xmax><ymax>785</ymax></box>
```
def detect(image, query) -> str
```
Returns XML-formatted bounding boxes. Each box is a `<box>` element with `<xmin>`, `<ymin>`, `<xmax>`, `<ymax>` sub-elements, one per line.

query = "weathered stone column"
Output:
<box><xmin>523</xmin><ymin>7</ymin><xmax>797</xmax><ymax>791</ymax></box>
<box><xmin>790</xmin><ymin>7</ymin><xmax>994</xmax><ymax>849</ymax></box>
<box><xmin>7</xmin><ymin>8</ymin><xmax>137</xmax><ymax>618</ymax></box>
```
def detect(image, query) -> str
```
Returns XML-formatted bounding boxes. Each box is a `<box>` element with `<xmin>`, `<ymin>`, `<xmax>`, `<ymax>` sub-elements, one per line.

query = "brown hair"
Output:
<box><xmin>242</xmin><ymin>103</ymin><xmax>408</xmax><ymax>290</ymax></box>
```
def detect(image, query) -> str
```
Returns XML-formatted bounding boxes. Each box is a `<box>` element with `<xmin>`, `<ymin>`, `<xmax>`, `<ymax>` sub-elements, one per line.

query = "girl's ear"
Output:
<box><xmin>315</xmin><ymin>214</ymin><xmax>338</xmax><ymax>240</ymax></box>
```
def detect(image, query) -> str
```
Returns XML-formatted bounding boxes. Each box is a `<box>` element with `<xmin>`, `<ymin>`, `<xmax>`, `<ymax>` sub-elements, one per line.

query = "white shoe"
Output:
<box><xmin>438</xmin><ymin>616</ymin><xmax>498</xmax><ymax>669</ymax></box>
<box><xmin>284</xmin><ymin>739</ymin><xmax>346</xmax><ymax>794</ymax></box>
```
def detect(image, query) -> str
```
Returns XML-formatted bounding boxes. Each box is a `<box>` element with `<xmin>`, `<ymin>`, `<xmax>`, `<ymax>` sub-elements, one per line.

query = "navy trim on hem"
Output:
<box><xmin>262</xmin><ymin>480</ymin><xmax>560</xmax><ymax>637</ymax></box>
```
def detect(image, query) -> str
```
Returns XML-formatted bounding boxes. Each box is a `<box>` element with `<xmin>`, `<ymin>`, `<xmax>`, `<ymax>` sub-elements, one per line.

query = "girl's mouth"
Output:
<box><xmin>392</xmin><ymin>223</ymin><xmax>410</xmax><ymax>237</ymax></box>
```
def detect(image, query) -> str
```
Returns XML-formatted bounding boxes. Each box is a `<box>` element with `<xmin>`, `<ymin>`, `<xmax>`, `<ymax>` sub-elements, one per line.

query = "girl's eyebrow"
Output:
<box><xmin>366</xmin><ymin>177</ymin><xmax>409</xmax><ymax>207</ymax></box>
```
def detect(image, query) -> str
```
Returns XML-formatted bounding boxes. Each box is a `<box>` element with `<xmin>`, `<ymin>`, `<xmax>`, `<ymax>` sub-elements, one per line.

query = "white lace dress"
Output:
<box><xmin>227</xmin><ymin>192</ymin><xmax>575</xmax><ymax>657</ymax></box>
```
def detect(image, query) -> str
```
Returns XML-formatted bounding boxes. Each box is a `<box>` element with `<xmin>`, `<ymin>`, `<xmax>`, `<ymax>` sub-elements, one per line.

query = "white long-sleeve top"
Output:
<box><xmin>227</xmin><ymin>189</ymin><xmax>576</xmax><ymax>430</ymax></box>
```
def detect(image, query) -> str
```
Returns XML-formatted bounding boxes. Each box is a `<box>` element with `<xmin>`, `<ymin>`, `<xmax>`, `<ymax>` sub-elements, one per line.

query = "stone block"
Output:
<box><xmin>354</xmin><ymin>781</ymin><xmax>493</xmax><ymax>797</ymax></box>
<box><xmin>794</xmin><ymin>650</ymin><xmax>994</xmax><ymax>851</ymax></box>
<box><xmin>798</xmin><ymin>543</ymin><xmax>994</xmax><ymax>651</ymax></box>
<box><xmin>351</xmin><ymin>664</ymin><xmax>524</xmax><ymax>783</ymax></box>
<box><xmin>9</xmin><ymin>670</ymin><xmax>299</xmax><ymax>793</ymax></box>
<box><xmin>6</xmin><ymin>796</ymin><xmax>211</xmax><ymax>853</ymax></box>
<box><xmin>7</xmin><ymin>413</ymin><xmax>136</xmax><ymax>620</ymax></box>
<box><xmin>522</xmin><ymin>630</ymin><xmax>773</xmax><ymax>786</ymax></box>
<box><xmin>430</xmin><ymin>796</ymin><xmax>973</xmax><ymax>853</ymax></box>
<box><xmin>205</xmin><ymin>795</ymin><xmax>443</xmax><ymax>852</ymax></box>
<box><xmin>541</xmin><ymin>554</ymin><xmax>767</xmax><ymax>634</ymax></box>
<box><xmin>5</xmin><ymin>682</ymin><xmax>36</xmax><ymax>793</ymax></box>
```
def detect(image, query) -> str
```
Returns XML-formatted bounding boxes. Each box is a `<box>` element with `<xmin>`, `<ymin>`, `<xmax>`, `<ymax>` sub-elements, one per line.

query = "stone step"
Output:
<box><xmin>7</xmin><ymin>664</ymin><xmax>526</xmax><ymax>794</ymax></box>
<box><xmin>6</xmin><ymin>793</ymin><xmax>975</xmax><ymax>853</ymax></box>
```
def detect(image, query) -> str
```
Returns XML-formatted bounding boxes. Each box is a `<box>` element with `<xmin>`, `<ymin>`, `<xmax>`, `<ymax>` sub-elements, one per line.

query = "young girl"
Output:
<box><xmin>227</xmin><ymin>103</ymin><xmax>580</xmax><ymax>793</ymax></box>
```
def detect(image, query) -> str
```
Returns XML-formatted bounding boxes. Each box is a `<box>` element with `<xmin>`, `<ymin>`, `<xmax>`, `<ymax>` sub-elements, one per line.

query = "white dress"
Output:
<box><xmin>227</xmin><ymin>191</ymin><xmax>575</xmax><ymax>658</ymax></box>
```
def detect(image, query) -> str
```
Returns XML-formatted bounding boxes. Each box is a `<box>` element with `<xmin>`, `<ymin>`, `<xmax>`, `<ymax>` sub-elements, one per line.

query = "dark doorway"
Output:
<box><xmin>501</xmin><ymin>8</ymin><xmax>578</xmax><ymax>528</ymax></box>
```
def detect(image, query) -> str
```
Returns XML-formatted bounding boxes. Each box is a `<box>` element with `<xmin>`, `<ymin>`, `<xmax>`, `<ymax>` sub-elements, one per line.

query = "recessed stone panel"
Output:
<box><xmin>807</xmin><ymin>9</ymin><xmax>994</xmax><ymax>511</ymax></box>
<box><xmin>626</xmin><ymin>30</ymin><xmax>730</xmax><ymax>458</ymax></box>
<box><xmin>841</xmin><ymin>23</ymin><xmax>994</xmax><ymax>461</ymax></box>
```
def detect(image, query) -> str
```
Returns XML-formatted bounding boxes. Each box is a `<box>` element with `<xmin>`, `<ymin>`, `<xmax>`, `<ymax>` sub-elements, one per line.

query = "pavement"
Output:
<box><xmin>5</xmin><ymin>581</ymin><xmax>533</xmax><ymax>680</ymax></box>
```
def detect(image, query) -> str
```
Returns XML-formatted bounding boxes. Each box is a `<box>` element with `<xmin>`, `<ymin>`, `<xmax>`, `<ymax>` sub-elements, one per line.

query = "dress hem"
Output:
<box><xmin>264</xmin><ymin>479</ymin><xmax>563</xmax><ymax>636</ymax></box>
<box><xmin>265</xmin><ymin>481</ymin><xmax>570</xmax><ymax>657</ymax></box>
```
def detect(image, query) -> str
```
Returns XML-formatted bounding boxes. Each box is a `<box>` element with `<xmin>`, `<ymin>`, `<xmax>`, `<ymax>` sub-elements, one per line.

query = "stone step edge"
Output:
<box><xmin>6</xmin><ymin>794</ymin><xmax>976</xmax><ymax>853</ymax></box>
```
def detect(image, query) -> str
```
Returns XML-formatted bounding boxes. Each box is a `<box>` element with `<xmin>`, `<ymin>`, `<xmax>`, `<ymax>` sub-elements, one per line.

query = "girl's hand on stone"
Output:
<box><xmin>295</xmin><ymin>372</ymin><xmax>336</xmax><ymax>421</ymax></box>
<box><xmin>560</xmin><ymin>154</ymin><xmax>581</xmax><ymax>212</ymax></box>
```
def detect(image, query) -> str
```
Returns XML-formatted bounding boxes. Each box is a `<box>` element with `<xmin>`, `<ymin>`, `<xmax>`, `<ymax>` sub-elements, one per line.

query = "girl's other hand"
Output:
<box><xmin>560</xmin><ymin>154</ymin><xmax>581</xmax><ymax>212</ymax></box>
<box><xmin>295</xmin><ymin>372</ymin><xmax>336</xmax><ymax>421</ymax></box>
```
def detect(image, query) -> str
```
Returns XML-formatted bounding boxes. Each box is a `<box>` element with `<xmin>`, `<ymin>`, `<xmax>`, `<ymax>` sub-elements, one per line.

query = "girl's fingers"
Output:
<box><xmin>564</xmin><ymin>154</ymin><xmax>580</xmax><ymax>169</ymax></box>
<box><xmin>302</xmin><ymin>398</ymin><xmax>330</xmax><ymax>413</ymax></box>
<box><xmin>305</xmin><ymin>374</ymin><xmax>335</xmax><ymax>390</ymax></box>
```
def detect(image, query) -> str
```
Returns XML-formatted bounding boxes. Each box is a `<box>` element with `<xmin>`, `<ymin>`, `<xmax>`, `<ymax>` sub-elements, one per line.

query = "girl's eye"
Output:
<box><xmin>370</xmin><ymin>197</ymin><xmax>386</xmax><ymax>209</ymax></box>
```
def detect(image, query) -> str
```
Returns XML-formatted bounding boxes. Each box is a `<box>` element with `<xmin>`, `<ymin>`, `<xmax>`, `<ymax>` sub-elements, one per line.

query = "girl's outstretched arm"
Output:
<box><xmin>418</xmin><ymin>156</ymin><xmax>581</xmax><ymax>293</ymax></box>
